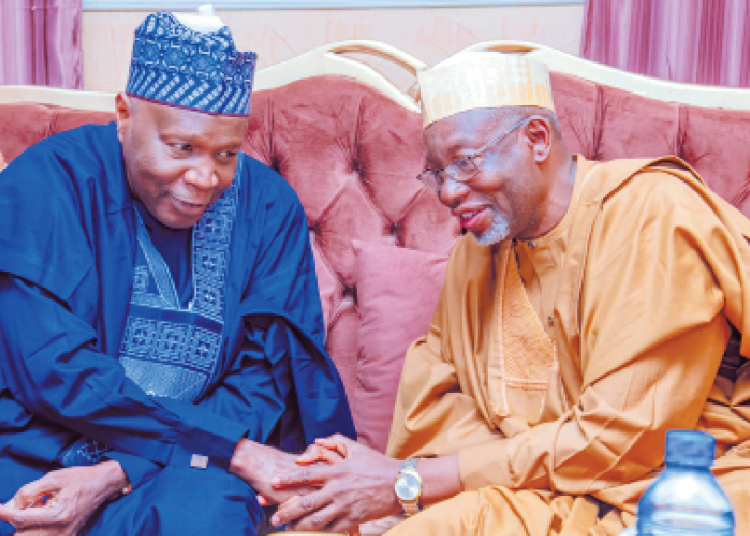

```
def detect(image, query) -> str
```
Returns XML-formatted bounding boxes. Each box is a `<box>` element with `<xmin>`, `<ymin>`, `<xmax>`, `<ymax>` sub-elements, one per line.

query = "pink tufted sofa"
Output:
<box><xmin>4</xmin><ymin>41</ymin><xmax>750</xmax><ymax>455</ymax></box>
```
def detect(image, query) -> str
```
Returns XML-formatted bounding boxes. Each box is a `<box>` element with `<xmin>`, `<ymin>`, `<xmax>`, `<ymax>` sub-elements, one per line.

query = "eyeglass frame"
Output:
<box><xmin>417</xmin><ymin>117</ymin><xmax>532</xmax><ymax>192</ymax></box>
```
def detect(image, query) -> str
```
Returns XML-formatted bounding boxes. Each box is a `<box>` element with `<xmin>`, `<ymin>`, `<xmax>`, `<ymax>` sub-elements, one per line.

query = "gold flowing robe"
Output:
<box><xmin>386</xmin><ymin>156</ymin><xmax>750</xmax><ymax>535</ymax></box>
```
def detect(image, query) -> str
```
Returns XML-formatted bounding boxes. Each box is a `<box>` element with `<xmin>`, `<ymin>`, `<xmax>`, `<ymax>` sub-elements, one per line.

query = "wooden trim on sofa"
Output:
<box><xmin>253</xmin><ymin>40</ymin><xmax>426</xmax><ymax>112</ymax></box>
<box><xmin>0</xmin><ymin>86</ymin><xmax>116</xmax><ymax>112</ymax></box>
<box><xmin>465</xmin><ymin>41</ymin><xmax>750</xmax><ymax>111</ymax></box>
<box><xmin>0</xmin><ymin>40</ymin><xmax>425</xmax><ymax>113</ymax></box>
<box><xmin>4</xmin><ymin>39</ymin><xmax>750</xmax><ymax>113</ymax></box>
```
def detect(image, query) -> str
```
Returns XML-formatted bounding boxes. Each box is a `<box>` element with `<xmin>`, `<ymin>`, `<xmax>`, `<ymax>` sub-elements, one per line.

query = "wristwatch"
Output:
<box><xmin>394</xmin><ymin>458</ymin><xmax>422</xmax><ymax>516</ymax></box>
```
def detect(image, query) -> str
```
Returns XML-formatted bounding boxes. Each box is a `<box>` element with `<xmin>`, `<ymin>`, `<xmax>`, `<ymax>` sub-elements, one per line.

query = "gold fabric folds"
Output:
<box><xmin>386</xmin><ymin>156</ymin><xmax>750</xmax><ymax>535</ymax></box>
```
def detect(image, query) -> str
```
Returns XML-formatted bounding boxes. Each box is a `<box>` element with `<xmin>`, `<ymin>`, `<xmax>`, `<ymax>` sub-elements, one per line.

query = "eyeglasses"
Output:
<box><xmin>417</xmin><ymin>117</ymin><xmax>531</xmax><ymax>192</ymax></box>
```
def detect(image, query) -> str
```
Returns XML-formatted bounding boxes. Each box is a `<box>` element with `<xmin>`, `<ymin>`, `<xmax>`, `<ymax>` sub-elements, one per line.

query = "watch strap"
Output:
<box><xmin>402</xmin><ymin>498</ymin><xmax>420</xmax><ymax>516</ymax></box>
<box><xmin>401</xmin><ymin>458</ymin><xmax>417</xmax><ymax>472</ymax></box>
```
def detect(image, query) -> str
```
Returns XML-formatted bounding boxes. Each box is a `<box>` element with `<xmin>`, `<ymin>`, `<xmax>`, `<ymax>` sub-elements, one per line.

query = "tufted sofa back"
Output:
<box><xmin>549</xmin><ymin>71</ymin><xmax>750</xmax><ymax>216</ymax></box>
<box><xmin>237</xmin><ymin>69</ymin><xmax>750</xmax><ymax>404</ymax></box>
<box><xmin>242</xmin><ymin>75</ymin><xmax>459</xmax><ymax>400</ymax></box>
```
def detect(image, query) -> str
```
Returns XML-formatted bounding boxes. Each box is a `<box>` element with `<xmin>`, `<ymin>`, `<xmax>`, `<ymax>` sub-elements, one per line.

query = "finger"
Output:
<box><xmin>278</xmin><ymin>495</ymin><xmax>299</xmax><ymax>510</ymax></box>
<box><xmin>16</xmin><ymin>529</ymin><xmax>67</xmax><ymax>536</ymax></box>
<box><xmin>0</xmin><ymin>503</ymin><xmax>19</xmax><ymax>524</ymax></box>
<box><xmin>13</xmin><ymin>479</ymin><xmax>59</xmax><ymax>510</ymax></box>
<box><xmin>287</xmin><ymin>503</ymin><xmax>342</xmax><ymax>532</ymax></box>
<box><xmin>314</xmin><ymin>448</ymin><xmax>344</xmax><ymax>465</ymax></box>
<box><xmin>314</xmin><ymin>436</ymin><xmax>351</xmax><ymax>458</ymax></box>
<box><xmin>296</xmin><ymin>444</ymin><xmax>343</xmax><ymax>466</ymax></box>
<box><xmin>271</xmin><ymin>465</ymin><xmax>337</xmax><ymax>488</ymax></box>
<box><xmin>256</xmin><ymin>494</ymin><xmax>268</xmax><ymax>506</ymax></box>
<box><xmin>329</xmin><ymin>516</ymin><xmax>363</xmax><ymax>536</ymax></box>
<box><xmin>7</xmin><ymin>502</ymin><xmax>67</xmax><ymax>529</ymax></box>
<box><xmin>295</xmin><ymin>444</ymin><xmax>324</xmax><ymax>465</ymax></box>
<box><xmin>258</xmin><ymin>485</ymin><xmax>316</xmax><ymax>507</ymax></box>
<box><xmin>271</xmin><ymin>490</ymin><xmax>332</xmax><ymax>527</ymax></box>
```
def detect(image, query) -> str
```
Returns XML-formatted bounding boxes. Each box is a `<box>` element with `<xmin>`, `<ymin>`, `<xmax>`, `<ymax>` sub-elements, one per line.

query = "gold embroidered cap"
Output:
<box><xmin>418</xmin><ymin>50</ymin><xmax>555</xmax><ymax>127</ymax></box>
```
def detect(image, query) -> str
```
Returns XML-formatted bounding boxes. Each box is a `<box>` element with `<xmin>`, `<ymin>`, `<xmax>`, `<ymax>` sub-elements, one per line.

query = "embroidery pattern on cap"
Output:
<box><xmin>126</xmin><ymin>12</ymin><xmax>256</xmax><ymax>115</ymax></box>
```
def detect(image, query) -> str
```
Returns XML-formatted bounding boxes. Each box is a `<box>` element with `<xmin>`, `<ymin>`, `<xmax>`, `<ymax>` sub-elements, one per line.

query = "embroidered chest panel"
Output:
<box><xmin>119</xmin><ymin>174</ymin><xmax>241</xmax><ymax>402</ymax></box>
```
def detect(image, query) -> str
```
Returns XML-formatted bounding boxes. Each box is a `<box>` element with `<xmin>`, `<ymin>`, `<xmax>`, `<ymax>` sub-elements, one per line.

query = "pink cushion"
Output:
<box><xmin>597</xmin><ymin>83</ymin><xmax>681</xmax><ymax>162</ymax></box>
<box><xmin>549</xmin><ymin>71</ymin><xmax>599</xmax><ymax>159</ymax></box>
<box><xmin>0</xmin><ymin>102</ymin><xmax>113</xmax><ymax>162</ymax></box>
<box><xmin>680</xmin><ymin>104</ymin><xmax>750</xmax><ymax>215</ymax></box>
<box><xmin>352</xmin><ymin>240</ymin><xmax>448</xmax><ymax>452</ymax></box>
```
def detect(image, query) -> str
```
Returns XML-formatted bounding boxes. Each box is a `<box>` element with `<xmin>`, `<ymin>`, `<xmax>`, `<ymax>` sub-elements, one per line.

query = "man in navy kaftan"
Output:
<box><xmin>0</xmin><ymin>11</ymin><xmax>353</xmax><ymax>536</ymax></box>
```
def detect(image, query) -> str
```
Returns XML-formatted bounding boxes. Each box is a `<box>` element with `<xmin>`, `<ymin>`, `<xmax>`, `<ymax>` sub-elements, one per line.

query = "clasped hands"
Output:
<box><xmin>236</xmin><ymin>434</ymin><xmax>403</xmax><ymax>534</ymax></box>
<box><xmin>0</xmin><ymin>435</ymin><xmax>401</xmax><ymax>535</ymax></box>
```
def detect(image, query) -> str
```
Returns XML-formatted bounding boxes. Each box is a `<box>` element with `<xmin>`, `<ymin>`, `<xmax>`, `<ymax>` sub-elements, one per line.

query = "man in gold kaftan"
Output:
<box><xmin>264</xmin><ymin>50</ymin><xmax>750</xmax><ymax>536</ymax></box>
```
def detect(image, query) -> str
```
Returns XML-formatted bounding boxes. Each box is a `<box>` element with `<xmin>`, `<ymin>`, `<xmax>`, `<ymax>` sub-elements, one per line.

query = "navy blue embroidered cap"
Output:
<box><xmin>126</xmin><ymin>12</ymin><xmax>257</xmax><ymax>116</ymax></box>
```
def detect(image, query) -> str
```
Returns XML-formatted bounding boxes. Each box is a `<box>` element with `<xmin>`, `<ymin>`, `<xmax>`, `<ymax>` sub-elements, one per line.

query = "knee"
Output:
<box><xmin>88</xmin><ymin>467</ymin><xmax>263</xmax><ymax>536</ymax></box>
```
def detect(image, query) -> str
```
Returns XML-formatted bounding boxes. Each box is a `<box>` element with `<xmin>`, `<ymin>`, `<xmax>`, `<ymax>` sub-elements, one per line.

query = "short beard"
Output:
<box><xmin>474</xmin><ymin>208</ymin><xmax>511</xmax><ymax>247</ymax></box>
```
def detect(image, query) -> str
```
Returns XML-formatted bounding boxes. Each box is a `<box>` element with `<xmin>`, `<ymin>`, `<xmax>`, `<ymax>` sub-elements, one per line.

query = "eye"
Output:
<box><xmin>171</xmin><ymin>143</ymin><xmax>192</xmax><ymax>153</ymax></box>
<box><xmin>446</xmin><ymin>156</ymin><xmax>475</xmax><ymax>176</ymax></box>
<box><xmin>453</xmin><ymin>156</ymin><xmax>474</xmax><ymax>171</ymax></box>
<box><xmin>218</xmin><ymin>150</ymin><xmax>238</xmax><ymax>159</ymax></box>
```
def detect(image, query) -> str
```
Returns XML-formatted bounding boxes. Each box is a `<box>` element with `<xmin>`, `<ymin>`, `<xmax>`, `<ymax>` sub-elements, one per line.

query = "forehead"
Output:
<box><xmin>135</xmin><ymin>98</ymin><xmax>248</xmax><ymax>142</ymax></box>
<box><xmin>423</xmin><ymin>108</ymin><xmax>498</xmax><ymax>157</ymax></box>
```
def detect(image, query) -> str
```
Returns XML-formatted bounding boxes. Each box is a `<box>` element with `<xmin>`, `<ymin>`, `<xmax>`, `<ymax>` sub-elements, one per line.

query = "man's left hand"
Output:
<box><xmin>0</xmin><ymin>461</ymin><xmax>129</xmax><ymax>535</ymax></box>
<box><xmin>270</xmin><ymin>435</ymin><xmax>402</xmax><ymax>533</ymax></box>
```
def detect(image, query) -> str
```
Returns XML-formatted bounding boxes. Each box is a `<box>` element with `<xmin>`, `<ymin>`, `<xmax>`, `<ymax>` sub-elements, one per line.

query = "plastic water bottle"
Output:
<box><xmin>621</xmin><ymin>430</ymin><xmax>735</xmax><ymax>535</ymax></box>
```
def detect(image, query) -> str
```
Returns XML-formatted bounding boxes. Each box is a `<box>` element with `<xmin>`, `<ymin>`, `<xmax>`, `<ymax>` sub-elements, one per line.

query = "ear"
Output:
<box><xmin>114</xmin><ymin>92</ymin><xmax>132</xmax><ymax>143</ymax></box>
<box><xmin>524</xmin><ymin>116</ymin><xmax>552</xmax><ymax>164</ymax></box>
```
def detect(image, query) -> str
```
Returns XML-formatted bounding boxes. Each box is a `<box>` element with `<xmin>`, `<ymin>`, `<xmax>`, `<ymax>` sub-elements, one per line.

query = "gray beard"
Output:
<box><xmin>475</xmin><ymin>208</ymin><xmax>511</xmax><ymax>247</ymax></box>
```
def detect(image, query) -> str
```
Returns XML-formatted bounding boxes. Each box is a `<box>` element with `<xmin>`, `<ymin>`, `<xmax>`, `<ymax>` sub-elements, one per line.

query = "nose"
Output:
<box><xmin>438</xmin><ymin>175</ymin><xmax>470</xmax><ymax>208</ymax></box>
<box><xmin>184</xmin><ymin>157</ymin><xmax>219</xmax><ymax>190</ymax></box>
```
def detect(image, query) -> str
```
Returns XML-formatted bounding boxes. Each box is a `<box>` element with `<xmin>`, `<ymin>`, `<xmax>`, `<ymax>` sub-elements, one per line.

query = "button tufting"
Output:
<box><xmin>270</xmin><ymin>154</ymin><xmax>283</xmax><ymax>173</ymax></box>
<box><xmin>342</xmin><ymin>284</ymin><xmax>358</xmax><ymax>306</ymax></box>
<box><xmin>351</xmin><ymin>157</ymin><xmax>365</xmax><ymax>178</ymax></box>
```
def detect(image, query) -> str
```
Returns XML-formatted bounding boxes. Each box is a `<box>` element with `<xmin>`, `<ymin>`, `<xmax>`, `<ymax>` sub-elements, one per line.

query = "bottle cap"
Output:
<box><xmin>665</xmin><ymin>430</ymin><xmax>716</xmax><ymax>468</ymax></box>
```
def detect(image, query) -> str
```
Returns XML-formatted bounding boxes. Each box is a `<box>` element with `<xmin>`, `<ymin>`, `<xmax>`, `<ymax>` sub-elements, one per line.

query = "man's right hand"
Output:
<box><xmin>229</xmin><ymin>438</ymin><xmax>318</xmax><ymax>505</ymax></box>
<box><xmin>0</xmin><ymin>461</ymin><xmax>129</xmax><ymax>535</ymax></box>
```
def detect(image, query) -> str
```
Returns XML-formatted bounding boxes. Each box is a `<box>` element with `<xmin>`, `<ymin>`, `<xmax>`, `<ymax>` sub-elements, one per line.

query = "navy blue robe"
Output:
<box><xmin>0</xmin><ymin>123</ymin><xmax>355</xmax><ymax>534</ymax></box>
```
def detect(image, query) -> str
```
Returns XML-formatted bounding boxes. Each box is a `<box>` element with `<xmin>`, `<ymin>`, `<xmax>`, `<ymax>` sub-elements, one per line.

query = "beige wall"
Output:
<box><xmin>83</xmin><ymin>5</ymin><xmax>584</xmax><ymax>93</ymax></box>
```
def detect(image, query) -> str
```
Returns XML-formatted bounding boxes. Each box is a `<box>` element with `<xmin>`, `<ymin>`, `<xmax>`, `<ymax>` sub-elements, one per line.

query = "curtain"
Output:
<box><xmin>580</xmin><ymin>0</ymin><xmax>750</xmax><ymax>87</ymax></box>
<box><xmin>0</xmin><ymin>0</ymin><xmax>83</xmax><ymax>88</ymax></box>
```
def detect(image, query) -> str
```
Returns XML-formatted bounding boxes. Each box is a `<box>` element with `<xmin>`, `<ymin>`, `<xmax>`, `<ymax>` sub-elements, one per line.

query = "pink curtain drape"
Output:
<box><xmin>581</xmin><ymin>0</ymin><xmax>750</xmax><ymax>87</ymax></box>
<box><xmin>0</xmin><ymin>0</ymin><xmax>83</xmax><ymax>88</ymax></box>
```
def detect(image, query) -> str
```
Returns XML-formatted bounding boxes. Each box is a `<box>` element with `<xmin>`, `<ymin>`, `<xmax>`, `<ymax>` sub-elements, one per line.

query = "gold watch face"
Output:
<box><xmin>395</xmin><ymin>473</ymin><xmax>420</xmax><ymax>502</ymax></box>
